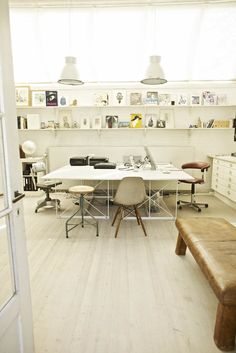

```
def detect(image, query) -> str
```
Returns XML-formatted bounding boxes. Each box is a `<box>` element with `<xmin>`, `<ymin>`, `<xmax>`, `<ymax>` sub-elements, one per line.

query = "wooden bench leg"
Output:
<box><xmin>214</xmin><ymin>303</ymin><xmax>236</xmax><ymax>351</ymax></box>
<box><xmin>175</xmin><ymin>233</ymin><xmax>187</xmax><ymax>255</ymax></box>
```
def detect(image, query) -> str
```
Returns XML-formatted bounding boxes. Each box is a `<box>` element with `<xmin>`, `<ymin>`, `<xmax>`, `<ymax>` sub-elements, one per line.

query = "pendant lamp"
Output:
<box><xmin>141</xmin><ymin>55</ymin><xmax>167</xmax><ymax>85</ymax></box>
<box><xmin>58</xmin><ymin>56</ymin><xmax>84</xmax><ymax>85</ymax></box>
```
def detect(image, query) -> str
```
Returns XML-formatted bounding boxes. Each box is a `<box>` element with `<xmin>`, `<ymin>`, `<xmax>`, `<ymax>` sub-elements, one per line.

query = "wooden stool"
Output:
<box><xmin>65</xmin><ymin>185</ymin><xmax>99</xmax><ymax>238</ymax></box>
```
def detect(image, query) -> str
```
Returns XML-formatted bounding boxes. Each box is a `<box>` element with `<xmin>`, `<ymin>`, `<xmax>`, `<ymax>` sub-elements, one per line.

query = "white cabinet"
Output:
<box><xmin>211</xmin><ymin>157</ymin><xmax>236</xmax><ymax>203</ymax></box>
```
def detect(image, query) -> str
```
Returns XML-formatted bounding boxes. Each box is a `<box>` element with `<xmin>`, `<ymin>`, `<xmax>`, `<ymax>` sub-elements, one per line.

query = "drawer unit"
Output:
<box><xmin>212</xmin><ymin>157</ymin><xmax>236</xmax><ymax>203</ymax></box>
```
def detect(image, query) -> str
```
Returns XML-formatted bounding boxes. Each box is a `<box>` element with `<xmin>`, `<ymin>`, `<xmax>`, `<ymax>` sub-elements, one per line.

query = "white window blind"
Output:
<box><xmin>9</xmin><ymin>3</ymin><xmax>236</xmax><ymax>83</ymax></box>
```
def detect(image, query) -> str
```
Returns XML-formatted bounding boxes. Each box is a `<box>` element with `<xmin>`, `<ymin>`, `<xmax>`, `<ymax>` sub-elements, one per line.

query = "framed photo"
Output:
<box><xmin>158</xmin><ymin>94</ymin><xmax>171</xmax><ymax>106</ymax></box>
<box><xmin>46</xmin><ymin>91</ymin><xmax>58</xmax><ymax>106</ymax></box>
<box><xmin>31</xmin><ymin>91</ymin><xmax>46</xmax><ymax>107</ymax></box>
<box><xmin>92</xmin><ymin>115</ymin><xmax>102</xmax><ymax>129</ymax></box>
<box><xmin>145</xmin><ymin>92</ymin><xmax>158</xmax><ymax>105</ymax></box>
<box><xmin>177</xmin><ymin>94</ymin><xmax>189</xmax><ymax>105</ymax></box>
<box><xmin>59</xmin><ymin>110</ymin><xmax>72</xmax><ymax>128</ymax></box>
<box><xmin>130</xmin><ymin>113</ymin><xmax>143</xmax><ymax>128</ymax></box>
<box><xmin>160</xmin><ymin>109</ymin><xmax>175</xmax><ymax>128</ymax></box>
<box><xmin>191</xmin><ymin>95</ymin><xmax>201</xmax><ymax>105</ymax></box>
<box><xmin>105</xmin><ymin>115</ymin><xmax>118</xmax><ymax>128</ymax></box>
<box><xmin>118</xmin><ymin>121</ymin><xmax>130</xmax><ymax>128</ymax></box>
<box><xmin>15</xmin><ymin>86</ymin><xmax>30</xmax><ymax>106</ymax></box>
<box><xmin>145</xmin><ymin>114</ymin><xmax>158</xmax><ymax>128</ymax></box>
<box><xmin>94</xmin><ymin>93</ymin><xmax>109</xmax><ymax>106</ymax></box>
<box><xmin>80</xmin><ymin>117</ymin><xmax>90</xmax><ymax>129</ymax></box>
<box><xmin>202</xmin><ymin>91</ymin><xmax>218</xmax><ymax>105</ymax></box>
<box><xmin>130</xmin><ymin>92</ymin><xmax>142</xmax><ymax>105</ymax></box>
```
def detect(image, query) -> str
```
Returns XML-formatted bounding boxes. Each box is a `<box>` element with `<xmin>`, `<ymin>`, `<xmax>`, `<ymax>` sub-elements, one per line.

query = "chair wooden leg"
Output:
<box><xmin>115</xmin><ymin>207</ymin><xmax>124</xmax><ymax>238</ymax></box>
<box><xmin>134</xmin><ymin>206</ymin><xmax>140</xmax><ymax>225</ymax></box>
<box><xmin>112</xmin><ymin>206</ymin><xmax>121</xmax><ymax>226</ymax></box>
<box><xmin>134</xmin><ymin>206</ymin><xmax>147</xmax><ymax>237</ymax></box>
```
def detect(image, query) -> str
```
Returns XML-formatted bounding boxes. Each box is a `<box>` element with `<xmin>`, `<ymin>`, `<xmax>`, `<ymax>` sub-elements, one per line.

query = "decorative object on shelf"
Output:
<box><xmin>59</xmin><ymin>95</ymin><xmax>67</xmax><ymax>106</ymax></box>
<box><xmin>72</xmin><ymin>121</ymin><xmax>79</xmax><ymax>128</ymax></box>
<box><xmin>106</xmin><ymin>115</ymin><xmax>118</xmax><ymax>128</ymax></box>
<box><xmin>22</xmin><ymin>140</ymin><xmax>36</xmax><ymax>156</ymax></box>
<box><xmin>202</xmin><ymin>91</ymin><xmax>218</xmax><ymax>105</ymax></box>
<box><xmin>130</xmin><ymin>114</ymin><xmax>143</xmax><ymax>128</ymax></box>
<box><xmin>145</xmin><ymin>91</ymin><xmax>158</xmax><ymax>105</ymax></box>
<box><xmin>58</xmin><ymin>56</ymin><xmax>84</xmax><ymax>85</ymax></box>
<box><xmin>94</xmin><ymin>92</ymin><xmax>109</xmax><ymax>106</ymax></box>
<box><xmin>158</xmin><ymin>94</ymin><xmax>171</xmax><ymax>106</ymax></box>
<box><xmin>47</xmin><ymin>120</ymin><xmax>55</xmax><ymax>129</ymax></box>
<box><xmin>177</xmin><ymin>94</ymin><xmax>189</xmax><ymax>105</ymax></box>
<box><xmin>191</xmin><ymin>95</ymin><xmax>201</xmax><ymax>105</ymax></box>
<box><xmin>46</xmin><ymin>91</ymin><xmax>58</xmax><ymax>106</ymax></box>
<box><xmin>59</xmin><ymin>110</ymin><xmax>72</xmax><ymax>128</ymax></box>
<box><xmin>112</xmin><ymin>90</ymin><xmax>126</xmax><ymax>106</ymax></box>
<box><xmin>80</xmin><ymin>117</ymin><xmax>90</xmax><ymax>129</ymax></box>
<box><xmin>31</xmin><ymin>90</ymin><xmax>46</xmax><ymax>107</ymax></box>
<box><xmin>130</xmin><ymin>92</ymin><xmax>142</xmax><ymax>105</ymax></box>
<box><xmin>156</xmin><ymin>119</ymin><xmax>166</xmax><ymax>128</ymax></box>
<box><xmin>92</xmin><ymin>116</ymin><xmax>102</xmax><ymax>129</ymax></box>
<box><xmin>26</xmin><ymin>114</ymin><xmax>40</xmax><ymax>130</ymax></box>
<box><xmin>160</xmin><ymin>109</ymin><xmax>175</xmax><ymax>128</ymax></box>
<box><xmin>145</xmin><ymin>114</ymin><xmax>158</xmax><ymax>128</ymax></box>
<box><xmin>15</xmin><ymin>86</ymin><xmax>30</xmax><ymax>106</ymax></box>
<box><xmin>141</xmin><ymin>55</ymin><xmax>167</xmax><ymax>85</ymax></box>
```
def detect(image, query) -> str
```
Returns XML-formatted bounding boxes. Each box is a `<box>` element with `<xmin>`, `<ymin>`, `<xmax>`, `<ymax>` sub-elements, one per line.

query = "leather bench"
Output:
<box><xmin>175</xmin><ymin>217</ymin><xmax>236</xmax><ymax>351</ymax></box>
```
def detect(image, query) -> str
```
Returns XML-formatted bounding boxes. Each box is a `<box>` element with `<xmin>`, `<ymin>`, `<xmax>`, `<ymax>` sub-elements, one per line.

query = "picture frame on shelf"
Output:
<box><xmin>15</xmin><ymin>86</ymin><xmax>30</xmax><ymax>106</ymax></box>
<box><xmin>26</xmin><ymin>114</ymin><xmax>41</xmax><ymax>130</ymax></box>
<box><xmin>112</xmin><ymin>90</ymin><xmax>127</xmax><ymax>106</ymax></box>
<box><xmin>145</xmin><ymin>114</ymin><xmax>158</xmax><ymax>128</ymax></box>
<box><xmin>80</xmin><ymin>117</ymin><xmax>90</xmax><ymax>129</ymax></box>
<box><xmin>177</xmin><ymin>94</ymin><xmax>189</xmax><ymax>105</ymax></box>
<box><xmin>130</xmin><ymin>92</ymin><xmax>142</xmax><ymax>105</ymax></box>
<box><xmin>105</xmin><ymin>115</ymin><xmax>118</xmax><ymax>128</ymax></box>
<box><xmin>59</xmin><ymin>110</ymin><xmax>72</xmax><ymax>128</ymax></box>
<box><xmin>46</xmin><ymin>91</ymin><xmax>58</xmax><ymax>106</ymax></box>
<box><xmin>145</xmin><ymin>91</ymin><xmax>158</xmax><ymax>105</ymax></box>
<box><xmin>191</xmin><ymin>95</ymin><xmax>201</xmax><ymax>105</ymax></box>
<box><xmin>130</xmin><ymin>113</ymin><xmax>143</xmax><ymax>128</ymax></box>
<box><xmin>217</xmin><ymin>94</ymin><xmax>227</xmax><ymax>105</ymax></box>
<box><xmin>31</xmin><ymin>90</ymin><xmax>46</xmax><ymax>107</ymax></box>
<box><xmin>156</xmin><ymin>119</ymin><xmax>166</xmax><ymax>128</ymax></box>
<box><xmin>158</xmin><ymin>94</ymin><xmax>171</xmax><ymax>106</ymax></box>
<box><xmin>92</xmin><ymin>116</ymin><xmax>102</xmax><ymax>129</ymax></box>
<box><xmin>160</xmin><ymin>109</ymin><xmax>175</xmax><ymax>128</ymax></box>
<box><xmin>118</xmin><ymin>121</ymin><xmax>130</xmax><ymax>128</ymax></box>
<box><xmin>202</xmin><ymin>91</ymin><xmax>218</xmax><ymax>105</ymax></box>
<box><xmin>94</xmin><ymin>92</ymin><xmax>109</xmax><ymax>106</ymax></box>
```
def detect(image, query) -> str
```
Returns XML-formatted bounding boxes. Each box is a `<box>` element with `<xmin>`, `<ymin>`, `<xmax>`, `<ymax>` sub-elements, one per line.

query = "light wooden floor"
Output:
<box><xmin>23</xmin><ymin>194</ymin><xmax>236</xmax><ymax>353</ymax></box>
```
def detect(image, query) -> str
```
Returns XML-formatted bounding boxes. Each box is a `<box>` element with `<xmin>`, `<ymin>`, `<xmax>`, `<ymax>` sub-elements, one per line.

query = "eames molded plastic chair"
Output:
<box><xmin>112</xmin><ymin>176</ymin><xmax>148</xmax><ymax>238</ymax></box>
<box><xmin>177</xmin><ymin>161</ymin><xmax>210</xmax><ymax>212</ymax></box>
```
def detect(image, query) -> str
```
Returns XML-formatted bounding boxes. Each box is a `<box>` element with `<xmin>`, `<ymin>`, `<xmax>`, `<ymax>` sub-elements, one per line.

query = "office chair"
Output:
<box><xmin>112</xmin><ymin>176</ymin><xmax>148</xmax><ymax>238</ymax></box>
<box><xmin>177</xmin><ymin>161</ymin><xmax>210</xmax><ymax>212</ymax></box>
<box><xmin>66</xmin><ymin>185</ymin><xmax>99</xmax><ymax>238</ymax></box>
<box><xmin>31</xmin><ymin>162</ymin><xmax>62</xmax><ymax>213</ymax></box>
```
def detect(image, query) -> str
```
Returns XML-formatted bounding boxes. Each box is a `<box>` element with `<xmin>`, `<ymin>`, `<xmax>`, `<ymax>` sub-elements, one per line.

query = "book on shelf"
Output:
<box><xmin>17</xmin><ymin>115</ymin><xmax>27</xmax><ymax>129</ymax></box>
<box><xmin>130</xmin><ymin>113</ymin><xmax>143</xmax><ymax>128</ymax></box>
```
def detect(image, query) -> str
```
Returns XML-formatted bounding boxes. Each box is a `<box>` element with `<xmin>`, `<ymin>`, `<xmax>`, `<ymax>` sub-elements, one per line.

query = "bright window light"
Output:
<box><xmin>9</xmin><ymin>3</ymin><xmax>236</xmax><ymax>83</ymax></box>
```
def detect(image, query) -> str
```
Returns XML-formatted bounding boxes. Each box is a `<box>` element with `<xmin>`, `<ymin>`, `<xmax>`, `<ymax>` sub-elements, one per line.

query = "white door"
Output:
<box><xmin>0</xmin><ymin>1</ymin><xmax>34</xmax><ymax>352</ymax></box>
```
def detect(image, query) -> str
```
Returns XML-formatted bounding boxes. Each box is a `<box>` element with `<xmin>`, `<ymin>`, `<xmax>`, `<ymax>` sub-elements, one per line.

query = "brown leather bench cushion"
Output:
<box><xmin>175</xmin><ymin>217</ymin><xmax>236</xmax><ymax>305</ymax></box>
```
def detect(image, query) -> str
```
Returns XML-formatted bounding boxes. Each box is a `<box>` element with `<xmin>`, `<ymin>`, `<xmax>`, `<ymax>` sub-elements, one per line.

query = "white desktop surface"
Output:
<box><xmin>43</xmin><ymin>164</ymin><xmax>193</xmax><ymax>181</ymax></box>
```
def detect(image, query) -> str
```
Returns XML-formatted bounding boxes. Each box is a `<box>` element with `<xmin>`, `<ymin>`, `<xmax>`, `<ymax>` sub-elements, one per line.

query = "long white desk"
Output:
<box><xmin>43</xmin><ymin>164</ymin><xmax>193</xmax><ymax>220</ymax></box>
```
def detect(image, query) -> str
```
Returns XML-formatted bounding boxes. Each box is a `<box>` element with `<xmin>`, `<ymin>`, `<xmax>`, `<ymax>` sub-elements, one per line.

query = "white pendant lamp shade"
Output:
<box><xmin>58</xmin><ymin>56</ymin><xmax>84</xmax><ymax>85</ymax></box>
<box><xmin>141</xmin><ymin>55</ymin><xmax>167</xmax><ymax>85</ymax></box>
